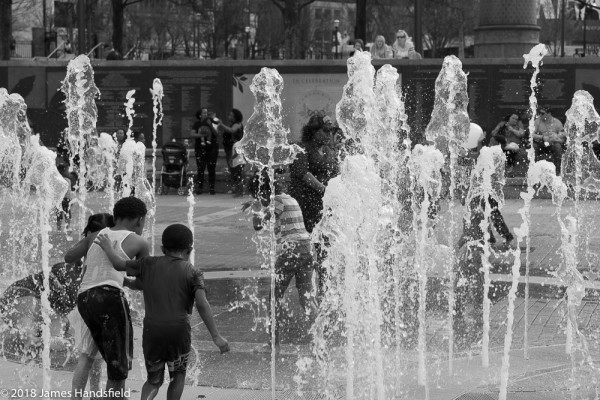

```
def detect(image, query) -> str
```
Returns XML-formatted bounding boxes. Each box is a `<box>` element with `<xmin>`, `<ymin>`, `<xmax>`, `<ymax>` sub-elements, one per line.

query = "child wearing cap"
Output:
<box><xmin>94</xmin><ymin>224</ymin><xmax>229</xmax><ymax>400</ymax></box>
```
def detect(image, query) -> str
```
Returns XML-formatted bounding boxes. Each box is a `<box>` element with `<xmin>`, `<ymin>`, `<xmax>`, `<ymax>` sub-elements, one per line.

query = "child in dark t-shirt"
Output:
<box><xmin>95</xmin><ymin>223</ymin><xmax>229</xmax><ymax>400</ymax></box>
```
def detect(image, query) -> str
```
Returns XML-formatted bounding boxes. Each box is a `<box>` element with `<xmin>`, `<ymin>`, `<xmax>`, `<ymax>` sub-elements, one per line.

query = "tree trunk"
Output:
<box><xmin>283</xmin><ymin>5</ymin><xmax>298</xmax><ymax>58</ymax></box>
<box><xmin>111</xmin><ymin>0</ymin><xmax>124</xmax><ymax>54</ymax></box>
<box><xmin>355</xmin><ymin>0</ymin><xmax>366</xmax><ymax>41</ymax></box>
<box><xmin>183</xmin><ymin>32</ymin><xmax>190</xmax><ymax>56</ymax></box>
<box><xmin>0</xmin><ymin>0</ymin><xmax>12</xmax><ymax>60</ymax></box>
<box><xmin>458</xmin><ymin>22</ymin><xmax>465</xmax><ymax>58</ymax></box>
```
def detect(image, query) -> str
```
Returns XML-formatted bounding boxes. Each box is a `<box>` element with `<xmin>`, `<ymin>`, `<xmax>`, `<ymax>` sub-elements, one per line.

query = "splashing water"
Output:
<box><xmin>0</xmin><ymin>89</ymin><xmax>32</xmax><ymax>276</ymax></box>
<box><xmin>236</xmin><ymin>68</ymin><xmax>302</xmax><ymax>399</ymax></box>
<box><xmin>61</xmin><ymin>55</ymin><xmax>100</xmax><ymax>239</ymax></box>
<box><xmin>150</xmin><ymin>79</ymin><xmax>164</xmax><ymax>253</ymax></box>
<box><xmin>521</xmin><ymin>45</ymin><xmax>549</xmax><ymax>360</ymax></box>
<box><xmin>425</xmin><ymin>55</ymin><xmax>470</xmax><ymax>373</ymax></box>
<box><xmin>22</xmin><ymin>135</ymin><xmax>69</xmax><ymax>391</ymax></box>
<box><xmin>373</xmin><ymin>64</ymin><xmax>413</xmax><ymax>388</ymax></box>
<box><xmin>311</xmin><ymin>51</ymin><xmax>443</xmax><ymax>399</ymax></box>
<box><xmin>464</xmin><ymin>146</ymin><xmax>506</xmax><ymax>367</ymax></box>
<box><xmin>97</xmin><ymin>132</ymin><xmax>117</xmax><ymax>211</ymax></box>
<box><xmin>133</xmin><ymin>141</ymin><xmax>155</xmax><ymax>241</ymax></box>
<box><xmin>119</xmin><ymin>90</ymin><xmax>137</xmax><ymax>197</ymax></box>
<box><xmin>498</xmin><ymin>43</ymin><xmax>549</xmax><ymax>400</ymax></box>
<box><xmin>125</xmin><ymin>89</ymin><xmax>136</xmax><ymax>139</ymax></box>
<box><xmin>560</xmin><ymin>90</ymin><xmax>600</xmax><ymax>394</ymax></box>
<box><xmin>408</xmin><ymin>144</ymin><xmax>445</xmax><ymax>393</ymax></box>
<box><xmin>312</xmin><ymin>154</ymin><xmax>384</xmax><ymax>399</ymax></box>
<box><xmin>0</xmin><ymin>89</ymin><xmax>26</xmax><ymax>193</ymax></box>
<box><xmin>187</xmin><ymin>176</ymin><xmax>196</xmax><ymax>263</ymax></box>
<box><xmin>311</xmin><ymin>51</ymin><xmax>384</xmax><ymax>399</ymax></box>
<box><xmin>0</xmin><ymin>92</ymin><xmax>65</xmax><ymax>387</ymax></box>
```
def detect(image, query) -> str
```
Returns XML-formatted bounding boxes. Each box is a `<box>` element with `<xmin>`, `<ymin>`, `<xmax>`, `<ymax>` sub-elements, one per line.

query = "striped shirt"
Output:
<box><xmin>274</xmin><ymin>193</ymin><xmax>310</xmax><ymax>247</ymax></box>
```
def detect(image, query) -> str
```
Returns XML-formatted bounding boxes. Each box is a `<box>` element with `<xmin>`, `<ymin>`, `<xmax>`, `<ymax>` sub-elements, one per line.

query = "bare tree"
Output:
<box><xmin>421</xmin><ymin>0</ymin><xmax>478</xmax><ymax>57</ymax></box>
<box><xmin>366</xmin><ymin>0</ymin><xmax>409</xmax><ymax>45</ymax></box>
<box><xmin>1</xmin><ymin>0</ymin><xmax>13</xmax><ymax>60</ymax></box>
<box><xmin>253</xmin><ymin>0</ymin><xmax>284</xmax><ymax>58</ymax></box>
<box><xmin>540</xmin><ymin>1</ymin><xmax>576</xmax><ymax>56</ymax></box>
<box><xmin>164</xmin><ymin>0</ymin><xmax>247</xmax><ymax>59</ymax></box>
<box><xmin>270</xmin><ymin>0</ymin><xmax>317</xmax><ymax>58</ymax></box>
<box><xmin>111</xmin><ymin>0</ymin><xmax>144</xmax><ymax>54</ymax></box>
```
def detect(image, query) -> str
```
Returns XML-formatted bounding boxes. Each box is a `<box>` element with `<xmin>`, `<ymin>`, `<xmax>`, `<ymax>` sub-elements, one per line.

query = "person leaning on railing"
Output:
<box><xmin>391</xmin><ymin>30</ymin><xmax>422</xmax><ymax>60</ymax></box>
<box><xmin>370</xmin><ymin>35</ymin><xmax>394</xmax><ymax>59</ymax></box>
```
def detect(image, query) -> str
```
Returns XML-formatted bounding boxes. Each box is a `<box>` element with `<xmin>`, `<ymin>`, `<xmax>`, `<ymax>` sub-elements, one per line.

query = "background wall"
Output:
<box><xmin>0</xmin><ymin>58</ymin><xmax>598</xmax><ymax>149</ymax></box>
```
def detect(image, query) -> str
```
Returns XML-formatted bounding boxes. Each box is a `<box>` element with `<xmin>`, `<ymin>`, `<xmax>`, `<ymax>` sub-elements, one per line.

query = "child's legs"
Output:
<box><xmin>272</xmin><ymin>251</ymin><xmax>297</xmax><ymax>344</ymax></box>
<box><xmin>142</xmin><ymin>358</ymin><xmax>165</xmax><ymax>400</ymax></box>
<box><xmin>166</xmin><ymin>353</ymin><xmax>189</xmax><ymax>400</ymax></box>
<box><xmin>142</xmin><ymin>323</ymin><xmax>191</xmax><ymax>400</ymax></box>
<box><xmin>293</xmin><ymin>245</ymin><xmax>317</xmax><ymax>318</ymax></box>
<box><xmin>488</xmin><ymin>197</ymin><xmax>513</xmax><ymax>242</ymax></box>
<box><xmin>223</xmin><ymin>144</ymin><xmax>233</xmax><ymax>169</ymax></box>
<box><xmin>89</xmin><ymin>358</ymin><xmax>102</xmax><ymax>391</ymax></box>
<box><xmin>167</xmin><ymin>371</ymin><xmax>186</xmax><ymax>400</ymax></box>
<box><xmin>71</xmin><ymin>354</ymin><xmax>95</xmax><ymax>398</ymax></box>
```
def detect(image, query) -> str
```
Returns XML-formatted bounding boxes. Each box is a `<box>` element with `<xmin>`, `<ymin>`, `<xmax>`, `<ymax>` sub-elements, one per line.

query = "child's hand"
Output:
<box><xmin>94</xmin><ymin>234</ymin><xmax>112</xmax><ymax>250</ymax></box>
<box><xmin>241</xmin><ymin>200</ymin><xmax>254</xmax><ymax>213</ymax></box>
<box><xmin>213</xmin><ymin>335</ymin><xmax>230</xmax><ymax>354</ymax></box>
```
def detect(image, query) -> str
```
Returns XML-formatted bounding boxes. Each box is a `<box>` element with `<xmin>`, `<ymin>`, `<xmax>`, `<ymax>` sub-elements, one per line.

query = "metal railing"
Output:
<box><xmin>10</xmin><ymin>41</ymin><xmax>32</xmax><ymax>58</ymax></box>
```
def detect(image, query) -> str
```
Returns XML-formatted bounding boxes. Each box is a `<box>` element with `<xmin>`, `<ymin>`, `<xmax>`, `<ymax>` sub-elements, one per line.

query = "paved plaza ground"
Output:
<box><xmin>0</xmin><ymin>190</ymin><xmax>599</xmax><ymax>399</ymax></box>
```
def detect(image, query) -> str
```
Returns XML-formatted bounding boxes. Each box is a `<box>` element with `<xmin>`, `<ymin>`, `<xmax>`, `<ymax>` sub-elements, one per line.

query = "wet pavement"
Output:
<box><xmin>0</xmin><ymin>191</ymin><xmax>599</xmax><ymax>399</ymax></box>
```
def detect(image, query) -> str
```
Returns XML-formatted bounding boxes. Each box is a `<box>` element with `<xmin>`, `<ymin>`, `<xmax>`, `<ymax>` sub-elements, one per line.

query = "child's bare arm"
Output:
<box><xmin>94</xmin><ymin>234</ymin><xmax>128</xmax><ymax>271</ymax></box>
<box><xmin>135</xmin><ymin>236</ymin><xmax>151</xmax><ymax>259</ymax></box>
<box><xmin>194</xmin><ymin>289</ymin><xmax>229</xmax><ymax>354</ymax></box>
<box><xmin>123</xmin><ymin>277</ymin><xmax>142</xmax><ymax>290</ymax></box>
<box><xmin>64</xmin><ymin>231</ymin><xmax>99</xmax><ymax>263</ymax></box>
<box><xmin>248</xmin><ymin>201</ymin><xmax>271</xmax><ymax>231</ymax></box>
<box><xmin>64</xmin><ymin>236</ymin><xmax>91</xmax><ymax>263</ymax></box>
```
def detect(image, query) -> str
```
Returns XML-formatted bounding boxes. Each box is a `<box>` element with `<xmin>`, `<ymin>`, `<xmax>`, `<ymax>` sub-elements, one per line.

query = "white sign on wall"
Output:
<box><xmin>232</xmin><ymin>73</ymin><xmax>348</xmax><ymax>142</ymax></box>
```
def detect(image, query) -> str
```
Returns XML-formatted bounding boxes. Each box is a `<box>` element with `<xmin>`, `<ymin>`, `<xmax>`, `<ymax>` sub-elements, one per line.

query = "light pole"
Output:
<box><xmin>195</xmin><ymin>13</ymin><xmax>201</xmax><ymax>58</ymax></box>
<box><xmin>582</xmin><ymin>1</ymin><xmax>588</xmax><ymax>56</ymax></box>
<box><xmin>191</xmin><ymin>15</ymin><xmax>196</xmax><ymax>57</ymax></box>
<box><xmin>245</xmin><ymin>26</ymin><xmax>250</xmax><ymax>59</ymax></box>
<box><xmin>333</xmin><ymin>19</ymin><xmax>340</xmax><ymax>59</ymax></box>
<box><xmin>414</xmin><ymin>0</ymin><xmax>423</xmax><ymax>55</ymax></box>
<box><xmin>249</xmin><ymin>13</ymin><xmax>257</xmax><ymax>59</ymax></box>
<box><xmin>561</xmin><ymin>0</ymin><xmax>566</xmax><ymax>57</ymax></box>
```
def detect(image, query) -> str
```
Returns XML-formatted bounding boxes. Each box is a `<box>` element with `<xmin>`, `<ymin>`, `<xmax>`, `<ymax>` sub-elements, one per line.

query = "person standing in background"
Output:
<box><xmin>191</xmin><ymin>108</ymin><xmax>219</xmax><ymax>195</ymax></box>
<box><xmin>219</xmin><ymin>109</ymin><xmax>244</xmax><ymax>197</ymax></box>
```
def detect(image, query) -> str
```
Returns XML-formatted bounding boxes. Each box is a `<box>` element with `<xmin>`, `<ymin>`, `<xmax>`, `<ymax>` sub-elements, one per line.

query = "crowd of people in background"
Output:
<box><xmin>189</xmin><ymin>107</ymin><xmax>246</xmax><ymax>196</ymax></box>
<box><xmin>486</xmin><ymin>106</ymin><xmax>568</xmax><ymax>175</ymax></box>
<box><xmin>363</xmin><ymin>29</ymin><xmax>423</xmax><ymax>60</ymax></box>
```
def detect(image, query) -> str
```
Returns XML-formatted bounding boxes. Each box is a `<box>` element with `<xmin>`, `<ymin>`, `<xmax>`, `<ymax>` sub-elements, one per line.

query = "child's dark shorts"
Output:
<box><xmin>77</xmin><ymin>285</ymin><xmax>133</xmax><ymax>381</ymax></box>
<box><xmin>143</xmin><ymin>320</ymin><xmax>192</xmax><ymax>385</ymax></box>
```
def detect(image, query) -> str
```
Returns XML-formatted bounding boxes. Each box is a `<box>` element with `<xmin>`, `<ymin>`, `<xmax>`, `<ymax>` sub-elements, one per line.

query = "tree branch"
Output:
<box><xmin>124</xmin><ymin>0</ymin><xmax>144</xmax><ymax>7</ymax></box>
<box><xmin>299</xmin><ymin>0</ymin><xmax>317</xmax><ymax>10</ymax></box>
<box><xmin>269</xmin><ymin>0</ymin><xmax>283</xmax><ymax>12</ymax></box>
